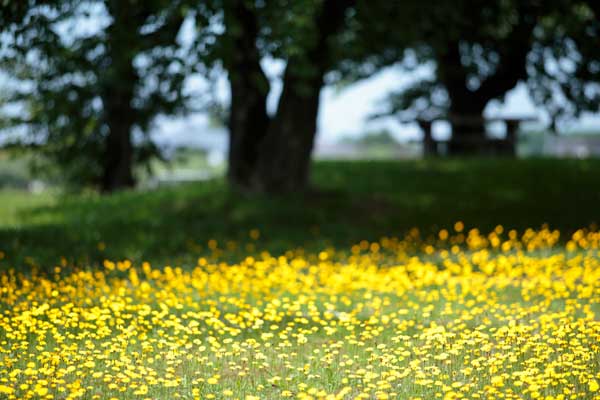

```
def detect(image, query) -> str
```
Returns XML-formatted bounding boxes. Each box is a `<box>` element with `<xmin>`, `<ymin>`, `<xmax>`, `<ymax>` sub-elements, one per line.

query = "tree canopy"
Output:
<box><xmin>1</xmin><ymin>0</ymin><xmax>599</xmax><ymax>192</ymax></box>
<box><xmin>1</xmin><ymin>0</ymin><xmax>194</xmax><ymax>191</ymax></box>
<box><xmin>527</xmin><ymin>0</ymin><xmax>600</xmax><ymax>131</ymax></box>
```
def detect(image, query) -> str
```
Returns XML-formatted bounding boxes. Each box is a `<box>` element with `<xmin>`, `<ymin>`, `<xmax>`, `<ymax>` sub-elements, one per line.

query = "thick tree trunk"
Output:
<box><xmin>438</xmin><ymin>41</ymin><xmax>488</xmax><ymax>155</ymax></box>
<box><xmin>101</xmin><ymin>69</ymin><xmax>136</xmax><ymax>192</ymax></box>
<box><xmin>418</xmin><ymin>120</ymin><xmax>437</xmax><ymax>156</ymax></box>
<box><xmin>224</xmin><ymin>0</ymin><xmax>354</xmax><ymax>194</ymax></box>
<box><xmin>225</xmin><ymin>1</ymin><xmax>270</xmax><ymax>190</ymax></box>
<box><xmin>101</xmin><ymin>117</ymin><xmax>135</xmax><ymax>193</ymax></box>
<box><xmin>447</xmin><ymin>102</ymin><xmax>487</xmax><ymax>155</ymax></box>
<box><xmin>252</xmin><ymin>69</ymin><xmax>323</xmax><ymax>193</ymax></box>
<box><xmin>100</xmin><ymin>89</ymin><xmax>136</xmax><ymax>193</ymax></box>
<box><xmin>228</xmin><ymin>78</ymin><xmax>270</xmax><ymax>189</ymax></box>
<box><xmin>437</xmin><ymin>5</ymin><xmax>538</xmax><ymax>156</ymax></box>
<box><xmin>248</xmin><ymin>0</ymin><xmax>354</xmax><ymax>193</ymax></box>
<box><xmin>100</xmin><ymin>3</ymin><xmax>138</xmax><ymax>193</ymax></box>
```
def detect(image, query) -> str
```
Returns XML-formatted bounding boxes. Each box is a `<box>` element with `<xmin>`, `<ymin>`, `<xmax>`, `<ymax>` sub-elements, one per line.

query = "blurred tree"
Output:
<box><xmin>204</xmin><ymin>0</ymin><xmax>356</xmax><ymax>193</ymax></box>
<box><xmin>0</xmin><ymin>0</ymin><xmax>194</xmax><ymax>192</ymax></box>
<box><xmin>0</xmin><ymin>1</ymin><xmax>33</xmax><ymax>24</ymax></box>
<box><xmin>352</xmin><ymin>0</ymin><xmax>546</xmax><ymax>154</ymax></box>
<box><xmin>527</xmin><ymin>0</ymin><xmax>600</xmax><ymax>132</ymax></box>
<box><xmin>6</xmin><ymin>0</ymin><xmax>595</xmax><ymax>194</ymax></box>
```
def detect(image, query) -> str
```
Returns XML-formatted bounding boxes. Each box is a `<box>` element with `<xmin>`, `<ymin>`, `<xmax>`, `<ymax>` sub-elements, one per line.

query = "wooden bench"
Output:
<box><xmin>415</xmin><ymin>115</ymin><xmax>537</xmax><ymax>156</ymax></box>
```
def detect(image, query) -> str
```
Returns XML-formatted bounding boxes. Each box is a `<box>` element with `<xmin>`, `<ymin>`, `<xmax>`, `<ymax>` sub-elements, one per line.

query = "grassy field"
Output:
<box><xmin>0</xmin><ymin>158</ymin><xmax>600</xmax><ymax>399</ymax></box>
<box><xmin>0</xmin><ymin>158</ymin><xmax>600</xmax><ymax>269</ymax></box>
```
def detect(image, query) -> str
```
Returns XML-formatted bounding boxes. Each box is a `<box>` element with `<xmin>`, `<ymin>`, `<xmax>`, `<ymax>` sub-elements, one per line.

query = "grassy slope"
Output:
<box><xmin>0</xmin><ymin>158</ymin><xmax>599</xmax><ymax>269</ymax></box>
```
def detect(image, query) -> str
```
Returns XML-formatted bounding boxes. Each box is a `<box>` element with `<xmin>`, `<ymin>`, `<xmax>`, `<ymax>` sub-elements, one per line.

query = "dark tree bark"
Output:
<box><xmin>100</xmin><ymin>91</ymin><xmax>136</xmax><ymax>195</ymax></box>
<box><xmin>438</xmin><ymin>40</ymin><xmax>488</xmax><ymax>154</ymax></box>
<box><xmin>225</xmin><ymin>0</ymin><xmax>355</xmax><ymax>193</ymax></box>
<box><xmin>437</xmin><ymin>4</ymin><xmax>539</xmax><ymax>155</ymax></box>
<box><xmin>417</xmin><ymin>120</ymin><xmax>437</xmax><ymax>156</ymax></box>
<box><xmin>252</xmin><ymin>67</ymin><xmax>323</xmax><ymax>192</ymax></box>
<box><xmin>225</xmin><ymin>1</ymin><xmax>270</xmax><ymax>190</ymax></box>
<box><xmin>100</xmin><ymin>3</ymin><xmax>138</xmax><ymax>193</ymax></box>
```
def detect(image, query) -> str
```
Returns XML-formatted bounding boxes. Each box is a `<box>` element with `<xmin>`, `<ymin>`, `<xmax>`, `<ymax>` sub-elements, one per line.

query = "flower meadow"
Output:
<box><xmin>1</xmin><ymin>225</ymin><xmax>599</xmax><ymax>400</ymax></box>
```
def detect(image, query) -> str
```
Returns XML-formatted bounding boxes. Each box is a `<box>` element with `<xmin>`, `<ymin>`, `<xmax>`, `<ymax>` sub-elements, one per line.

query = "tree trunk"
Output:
<box><xmin>101</xmin><ymin>71</ymin><xmax>136</xmax><ymax>192</ymax></box>
<box><xmin>252</xmin><ymin>68</ymin><xmax>323</xmax><ymax>193</ymax></box>
<box><xmin>101</xmin><ymin>117</ymin><xmax>135</xmax><ymax>193</ymax></box>
<box><xmin>100</xmin><ymin>2</ymin><xmax>138</xmax><ymax>193</ymax></box>
<box><xmin>228</xmin><ymin>76</ymin><xmax>270</xmax><ymax>189</ymax></box>
<box><xmin>418</xmin><ymin>120</ymin><xmax>437</xmax><ymax>156</ymax></box>
<box><xmin>437</xmin><ymin>41</ymin><xmax>488</xmax><ymax>155</ymax></box>
<box><xmin>224</xmin><ymin>0</ymin><xmax>354</xmax><ymax>193</ymax></box>
<box><xmin>437</xmin><ymin>4</ymin><xmax>538</xmax><ymax>156</ymax></box>
<box><xmin>225</xmin><ymin>1</ymin><xmax>270</xmax><ymax>190</ymax></box>
<box><xmin>447</xmin><ymin>102</ymin><xmax>487</xmax><ymax>155</ymax></box>
<box><xmin>247</xmin><ymin>0</ymin><xmax>355</xmax><ymax>193</ymax></box>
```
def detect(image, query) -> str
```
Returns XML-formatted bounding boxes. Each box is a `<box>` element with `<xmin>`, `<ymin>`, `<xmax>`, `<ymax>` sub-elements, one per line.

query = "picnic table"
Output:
<box><xmin>414</xmin><ymin>115</ymin><xmax>537</xmax><ymax>156</ymax></box>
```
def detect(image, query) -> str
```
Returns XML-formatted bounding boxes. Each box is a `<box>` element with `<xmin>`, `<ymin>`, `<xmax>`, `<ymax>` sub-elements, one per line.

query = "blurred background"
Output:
<box><xmin>0</xmin><ymin>0</ymin><xmax>599</xmax><ymax>267</ymax></box>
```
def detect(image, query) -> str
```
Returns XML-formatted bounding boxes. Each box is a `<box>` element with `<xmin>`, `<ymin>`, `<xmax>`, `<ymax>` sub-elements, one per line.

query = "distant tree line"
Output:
<box><xmin>0</xmin><ymin>0</ymin><xmax>598</xmax><ymax>194</ymax></box>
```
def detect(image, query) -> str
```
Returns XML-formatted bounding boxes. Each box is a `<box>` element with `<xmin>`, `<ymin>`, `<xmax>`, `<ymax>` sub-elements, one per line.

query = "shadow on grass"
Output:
<box><xmin>1</xmin><ymin>158</ymin><xmax>599</xmax><ymax>269</ymax></box>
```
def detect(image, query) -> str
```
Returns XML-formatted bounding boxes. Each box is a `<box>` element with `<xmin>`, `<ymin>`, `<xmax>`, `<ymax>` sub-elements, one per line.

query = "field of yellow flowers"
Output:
<box><xmin>1</xmin><ymin>224</ymin><xmax>599</xmax><ymax>400</ymax></box>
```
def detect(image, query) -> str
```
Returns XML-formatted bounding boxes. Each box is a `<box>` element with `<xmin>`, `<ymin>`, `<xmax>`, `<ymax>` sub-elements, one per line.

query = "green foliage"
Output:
<box><xmin>375</xmin><ymin>78</ymin><xmax>447</xmax><ymax>122</ymax></box>
<box><xmin>352</xmin><ymin>0</ymin><xmax>599</xmax><ymax>129</ymax></box>
<box><xmin>365</xmin><ymin>0</ymin><xmax>546</xmax><ymax>122</ymax></box>
<box><xmin>2</xmin><ymin>0</ymin><xmax>599</xmax><ymax>193</ymax></box>
<box><xmin>0</xmin><ymin>0</ymin><xmax>195</xmax><ymax>188</ymax></box>
<box><xmin>527</xmin><ymin>0</ymin><xmax>600</xmax><ymax>129</ymax></box>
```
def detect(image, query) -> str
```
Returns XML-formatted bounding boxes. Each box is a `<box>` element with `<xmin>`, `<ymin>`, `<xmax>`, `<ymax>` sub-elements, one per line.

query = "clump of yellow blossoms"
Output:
<box><xmin>0</xmin><ymin>226</ymin><xmax>599</xmax><ymax>399</ymax></box>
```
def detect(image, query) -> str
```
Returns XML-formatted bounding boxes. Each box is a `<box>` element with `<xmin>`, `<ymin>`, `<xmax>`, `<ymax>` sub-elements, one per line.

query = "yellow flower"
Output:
<box><xmin>491</xmin><ymin>376</ymin><xmax>504</xmax><ymax>387</ymax></box>
<box><xmin>0</xmin><ymin>385</ymin><xmax>14</xmax><ymax>394</ymax></box>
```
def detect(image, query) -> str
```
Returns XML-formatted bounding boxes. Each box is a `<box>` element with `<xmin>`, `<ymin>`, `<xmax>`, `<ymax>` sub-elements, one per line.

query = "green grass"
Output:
<box><xmin>0</xmin><ymin>149</ymin><xmax>37</xmax><ymax>189</ymax></box>
<box><xmin>0</xmin><ymin>158</ymin><xmax>599</xmax><ymax>269</ymax></box>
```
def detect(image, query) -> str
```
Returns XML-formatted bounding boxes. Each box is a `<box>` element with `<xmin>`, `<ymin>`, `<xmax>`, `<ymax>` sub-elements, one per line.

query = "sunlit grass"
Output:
<box><xmin>1</xmin><ymin>226</ymin><xmax>599</xmax><ymax>399</ymax></box>
<box><xmin>0</xmin><ymin>189</ymin><xmax>58</xmax><ymax>228</ymax></box>
<box><xmin>2</xmin><ymin>158</ymin><xmax>600</xmax><ymax>269</ymax></box>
